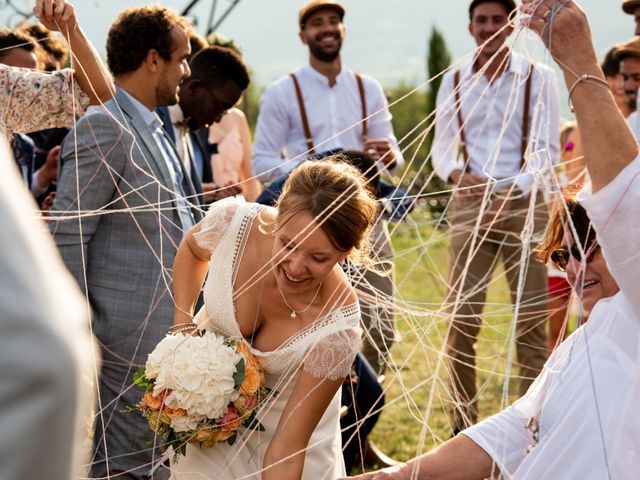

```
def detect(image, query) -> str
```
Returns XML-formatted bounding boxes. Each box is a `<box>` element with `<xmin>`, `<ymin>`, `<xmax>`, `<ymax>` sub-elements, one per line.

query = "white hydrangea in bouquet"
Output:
<box><xmin>134</xmin><ymin>329</ymin><xmax>269</xmax><ymax>459</ymax></box>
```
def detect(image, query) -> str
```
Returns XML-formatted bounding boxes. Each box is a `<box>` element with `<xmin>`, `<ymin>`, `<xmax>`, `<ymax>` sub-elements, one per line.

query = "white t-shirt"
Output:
<box><xmin>463</xmin><ymin>157</ymin><xmax>640</xmax><ymax>479</ymax></box>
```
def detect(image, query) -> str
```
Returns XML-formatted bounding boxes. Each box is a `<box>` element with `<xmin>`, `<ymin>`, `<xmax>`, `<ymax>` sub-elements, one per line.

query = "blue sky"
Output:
<box><xmin>1</xmin><ymin>1</ymin><xmax>633</xmax><ymax>86</ymax></box>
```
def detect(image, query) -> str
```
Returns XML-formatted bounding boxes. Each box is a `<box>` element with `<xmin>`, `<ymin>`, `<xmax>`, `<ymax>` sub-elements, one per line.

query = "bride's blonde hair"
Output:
<box><xmin>264</xmin><ymin>159</ymin><xmax>379</xmax><ymax>267</ymax></box>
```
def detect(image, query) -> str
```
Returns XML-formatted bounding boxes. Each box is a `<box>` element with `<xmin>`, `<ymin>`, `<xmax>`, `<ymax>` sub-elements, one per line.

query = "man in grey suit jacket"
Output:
<box><xmin>50</xmin><ymin>6</ymin><xmax>201</xmax><ymax>479</ymax></box>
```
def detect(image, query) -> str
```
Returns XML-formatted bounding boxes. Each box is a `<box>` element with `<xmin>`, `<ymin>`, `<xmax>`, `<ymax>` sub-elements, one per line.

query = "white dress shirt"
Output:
<box><xmin>464</xmin><ymin>157</ymin><xmax>640</xmax><ymax>479</ymax></box>
<box><xmin>432</xmin><ymin>52</ymin><xmax>560</xmax><ymax>193</ymax></box>
<box><xmin>168</xmin><ymin>104</ymin><xmax>196</xmax><ymax>174</ymax></box>
<box><xmin>252</xmin><ymin>64</ymin><xmax>404</xmax><ymax>182</ymax></box>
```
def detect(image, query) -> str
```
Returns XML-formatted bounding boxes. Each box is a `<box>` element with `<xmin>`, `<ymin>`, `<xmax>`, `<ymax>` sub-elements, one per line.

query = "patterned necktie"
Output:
<box><xmin>155</xmin><ymin>126</ymin><xmax>194</xmax><ymax>229</ymax></box>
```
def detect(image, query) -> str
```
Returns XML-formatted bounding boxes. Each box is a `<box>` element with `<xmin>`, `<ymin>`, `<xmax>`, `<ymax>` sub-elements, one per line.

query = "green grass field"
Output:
<box><xmin>370</xmin><ymin>210</ymin><xmax>530</xmax><ymax>461</ymax></box>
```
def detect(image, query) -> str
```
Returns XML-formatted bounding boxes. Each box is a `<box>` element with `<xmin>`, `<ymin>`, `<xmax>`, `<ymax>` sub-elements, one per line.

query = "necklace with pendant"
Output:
<box><xmin>272</xmin><ymin>261</ymin><xmax>323</xmax><ymax>319</ymax></box>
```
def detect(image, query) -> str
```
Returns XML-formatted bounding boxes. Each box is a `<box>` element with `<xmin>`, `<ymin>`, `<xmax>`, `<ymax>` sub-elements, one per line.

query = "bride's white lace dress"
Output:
<box><xmin>170</xmin><ymin>197</ymin><xmax>361</xmax><ymax>479</ymax></box>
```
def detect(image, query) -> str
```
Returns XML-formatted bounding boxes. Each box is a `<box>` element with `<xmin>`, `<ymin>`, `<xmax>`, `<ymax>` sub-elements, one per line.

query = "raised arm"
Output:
<box><xmin>523</xmin><ymin>0</ymin><xmax>638</xmax><ymax>192</ymax></box>
<box><xmin>34</xmin><ymin>0</ymin><xmax>114</xmax><ymax>105</ymax></box>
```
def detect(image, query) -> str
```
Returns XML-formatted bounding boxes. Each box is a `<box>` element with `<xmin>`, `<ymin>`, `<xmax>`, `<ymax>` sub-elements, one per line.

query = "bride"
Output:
<box><xmin>169</xmin><ymin>159</ymin><xmax>379</xmax><ymax>479</ymax></box>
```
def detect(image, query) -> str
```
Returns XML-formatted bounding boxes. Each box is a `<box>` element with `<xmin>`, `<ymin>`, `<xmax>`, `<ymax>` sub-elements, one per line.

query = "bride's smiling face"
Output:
<box><xmin>271</xmin><ymin>210</ymin><xmax>347</xmax><ymax>292</ymax></box>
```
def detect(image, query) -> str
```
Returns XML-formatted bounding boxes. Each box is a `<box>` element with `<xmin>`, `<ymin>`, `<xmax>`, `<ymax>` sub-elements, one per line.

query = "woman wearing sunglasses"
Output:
<box><xmin>345</xmin><ymin>1</ymin><xmax>640</xmax><ymax>479</ymax></box>
<box><xmin>538</xmin><ymin>196</ymin><xmax>619</xmax><ymax>319</ymax></box>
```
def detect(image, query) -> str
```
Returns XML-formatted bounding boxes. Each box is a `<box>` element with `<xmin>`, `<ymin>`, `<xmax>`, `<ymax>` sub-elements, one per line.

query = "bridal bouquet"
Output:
<box><xmin>134</xmin><ymin>330</ymin><xmax>269</xmax><ymax>459</ymax></box>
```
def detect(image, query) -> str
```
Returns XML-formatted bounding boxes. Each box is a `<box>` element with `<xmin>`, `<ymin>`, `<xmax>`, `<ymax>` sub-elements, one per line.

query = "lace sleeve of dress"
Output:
<box><xmin>303</xmin><ymin>326</ymin><xmax>361</xmax><ymax>381</ymax></box>
<box><xmin>1</xmin><ymin>66</ymin><xmax>89</xmax><ymax>135</ymax></box>
<box><xmin>192</xmin><ymin>196</ymin><xmax>243</xmax><ymax>255</ymax></box>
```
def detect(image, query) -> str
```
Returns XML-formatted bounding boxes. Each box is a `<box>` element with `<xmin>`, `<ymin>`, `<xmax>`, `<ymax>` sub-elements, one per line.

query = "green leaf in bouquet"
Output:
<box><xmin>244</xmin><ymin>411</ymin><xmax>266</xmax><ymax>432</ymax></box>
<box><xmin>259</xmin><ymin>385</ymin><xmax>276</xmax><ymax>399</ymax></box>
<box><xmin>167</xmin><ymin>431</ymin><xmax>188</xmax><ymax>461</ymax></box>
<box><xmin>227</xmin><ymin>433</ymin><xmax>237</xmax><ymax>446</ymax></box>
<box><xmin>233</xmin><ymin>357</ymin><xmax>246</xmax><ymax>388</ymax></box>
<box><xmin>119</xmin><ymin>405</ymin><xmax>142</xmax><ymax>414</ymax></box>
<box><xmin>133</xmin><ymin>367</ymin><xmax>150</xmax><ymax>388</ymax></box>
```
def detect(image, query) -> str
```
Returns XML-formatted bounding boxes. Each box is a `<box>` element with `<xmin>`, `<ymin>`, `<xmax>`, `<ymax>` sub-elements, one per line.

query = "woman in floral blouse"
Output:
<box><xmin>1</xmin><ymin>0</ymin><xmax>113</xmax><ymax>136</ymax></box>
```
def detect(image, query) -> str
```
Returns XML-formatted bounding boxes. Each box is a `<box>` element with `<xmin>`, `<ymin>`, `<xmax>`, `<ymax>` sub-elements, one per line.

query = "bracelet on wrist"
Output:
<box><xmin>167</xmin><ymin>323</ymin><xmax>198</xmax><ymax>335</ymax></box>
<box><xmin>568</xmin><ymin>73</ymin><xmax>609</xmax><ymax>112</ymax></box>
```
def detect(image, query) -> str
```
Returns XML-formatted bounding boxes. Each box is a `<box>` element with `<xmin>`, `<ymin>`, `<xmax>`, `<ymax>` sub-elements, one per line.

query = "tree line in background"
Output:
<box><xmin>241</xmin><ymin>27</ymin><xmax>452</xmax><ymax>217</ymax></box>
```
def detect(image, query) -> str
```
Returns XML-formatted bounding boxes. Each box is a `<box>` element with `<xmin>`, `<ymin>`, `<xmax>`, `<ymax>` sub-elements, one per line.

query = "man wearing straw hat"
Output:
<box><xmin>253</xmin><ymin>0</ymin><xmax>404</xmax><ymax>376</ymax></box>
<box><xmin>252</xmin><ymin>0</ymin><xmax>404</xmax><ymax>470</ymax></box>
<box><xmin>431</xmin><ymin>0</ymin><xmax>559</xmax><ymax>435</ymax></box>
<box><xmin>252</xmin><ymin>0</ymin><xmax>403</xmax><ymax>183</ymax></box>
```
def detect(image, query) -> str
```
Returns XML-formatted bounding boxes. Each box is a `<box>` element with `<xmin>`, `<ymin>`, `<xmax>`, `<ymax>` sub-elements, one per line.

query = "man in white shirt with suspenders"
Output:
<box><xmin>252</xmin><ymin>3</ymin><xmax>403</xmax><ymax>468</ymax></box>
<box><xmin>252</xmin><ymin>0</ymin><xmax>403</xmax><ymax>183</ymax></box>
<box><xmin>431</xmin><ymin>0</ymin><xmax>559</xmax><ymax>434</ymax></box>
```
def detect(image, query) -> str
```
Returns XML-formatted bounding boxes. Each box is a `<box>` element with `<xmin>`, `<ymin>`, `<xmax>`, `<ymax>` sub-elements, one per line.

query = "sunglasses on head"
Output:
<box><xmin>550</xmin><ymin>242</ymin><xmax>600</xmax><ymax>272</ymax></box>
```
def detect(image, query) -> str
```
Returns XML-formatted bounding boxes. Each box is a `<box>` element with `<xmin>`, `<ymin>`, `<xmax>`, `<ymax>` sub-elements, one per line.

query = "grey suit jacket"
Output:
<box><xmin>51</xmin><ymin>88</ymin><xmax>202</xmax><ymax>366</ymax></box>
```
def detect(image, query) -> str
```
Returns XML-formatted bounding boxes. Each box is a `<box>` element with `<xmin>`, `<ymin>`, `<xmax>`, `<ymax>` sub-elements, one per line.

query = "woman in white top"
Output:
<box><xmin>346</xmin><ymin>1</ymin><xmax>640</xmax><ymax>478</ymax></box>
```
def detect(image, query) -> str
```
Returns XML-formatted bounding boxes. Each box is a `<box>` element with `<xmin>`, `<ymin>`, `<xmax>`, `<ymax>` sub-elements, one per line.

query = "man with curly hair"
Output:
<box><xmin>50</xmin><ymin>6</ymin><xmax>201</xmax><ymax>479</ymax></box>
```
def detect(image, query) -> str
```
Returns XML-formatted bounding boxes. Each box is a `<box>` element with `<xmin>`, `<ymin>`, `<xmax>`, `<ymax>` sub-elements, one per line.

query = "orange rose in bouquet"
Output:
<box><xmin>141</xmin><ymin>390</ymin><xmax>168</xmax><ymax>410</ymax></box>
<box><xmin>236</xmin><ymin>341</ymin><xmax>265</xmax><ymax>395</ymax></box>
<box><xmin>233</xmin><ymin>394</ymin><xmax>258</xmax><ymax>415</ymax></box>
<box><xmin>190</xmin><ymin>427</ymin><xmax>234</xmax><ymax>446</ymax></box>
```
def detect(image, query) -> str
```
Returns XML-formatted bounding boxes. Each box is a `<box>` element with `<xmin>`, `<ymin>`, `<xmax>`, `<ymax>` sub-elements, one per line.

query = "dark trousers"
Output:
<box><xmin>340</xmin><ymin>353</ymin><xmax>384</xmax><ymax>474</ymax></box>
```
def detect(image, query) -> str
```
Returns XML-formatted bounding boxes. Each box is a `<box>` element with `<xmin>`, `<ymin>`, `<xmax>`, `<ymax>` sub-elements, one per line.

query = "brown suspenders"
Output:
<box><xmin>289</xmin><ymin>73</ymin><xmax>315</xmax><ymax>154</ymax></box>
<box><xmin>355</xmin><ymin>73</ymin><xmax>368</xmax><ymax>141</ymax></box>
<box><xmin>453</xmin><ymin>64</ymin><xmax>535</xmax><ymax>172</ymax></box>
<box><xmin>520</xmin><ymin>65</ymin><xmax>534</xmax><ymax>164</ymax></box>
<box><xmin>289</xmin><ymin>71</ymin><xmax>368</xmax><ymax>155</ymax></box>
<box><xmin>453</xmin><ymin>70</ymin><xmax>470</xmax><ymax>168</ymax></box>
